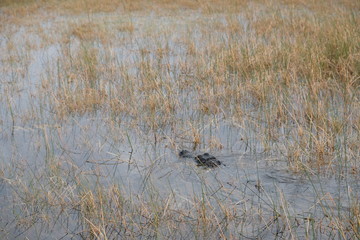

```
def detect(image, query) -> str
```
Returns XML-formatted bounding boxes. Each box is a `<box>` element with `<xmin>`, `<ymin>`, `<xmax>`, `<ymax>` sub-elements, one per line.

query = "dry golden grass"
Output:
<box><xmin>118</xmin><ymin>21</ymin><xmax>135</xmax><ymax>33</ymax></box>
<box><xmin>71</xmin><ymin>22</ymin><xmax>111</xmax><ymax>42</ymax></box>
<box><xmin>56</xmin><ymin>87</ymin><xmax>107</xmax><ymax>116</ymax></box>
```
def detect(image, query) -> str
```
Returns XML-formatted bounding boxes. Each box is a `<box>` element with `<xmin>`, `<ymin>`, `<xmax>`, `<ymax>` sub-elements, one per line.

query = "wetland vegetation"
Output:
<box><xmin>0</xmin><ymin>0</ymin><xmax>359</xmax><ymax>239</ymax></box>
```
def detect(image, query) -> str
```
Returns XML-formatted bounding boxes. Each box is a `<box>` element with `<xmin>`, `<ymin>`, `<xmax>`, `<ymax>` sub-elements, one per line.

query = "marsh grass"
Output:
<box><xmin>0</xmin><ymin>0</ymin><xmax>359</xmax><ymax>238</ymax></box>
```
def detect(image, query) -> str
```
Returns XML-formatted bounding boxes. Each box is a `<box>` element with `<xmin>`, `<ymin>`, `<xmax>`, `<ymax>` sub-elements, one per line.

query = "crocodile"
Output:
<box><xmin>179</xmin><ymin>150</ymin><xmax>223</xmax><ymax>168</ymax></box>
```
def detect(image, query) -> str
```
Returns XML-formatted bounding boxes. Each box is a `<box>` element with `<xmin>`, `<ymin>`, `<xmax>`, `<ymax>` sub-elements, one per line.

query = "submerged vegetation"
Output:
<box><xmin>0</xmin><ymin>0</ymin><xmax>359</xmax><ymax>239</ymax></box>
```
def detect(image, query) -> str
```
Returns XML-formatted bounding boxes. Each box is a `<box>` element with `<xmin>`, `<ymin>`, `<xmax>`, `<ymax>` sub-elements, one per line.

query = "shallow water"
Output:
<box><xmin>0</xmin><ymin>11</ymin><xmax>359</xmax><ymax>239</ymax></box>
<box><xmin>1</xmin><ymin>116</ymin><xmax>358</xmax><ymax>238</ymax></box>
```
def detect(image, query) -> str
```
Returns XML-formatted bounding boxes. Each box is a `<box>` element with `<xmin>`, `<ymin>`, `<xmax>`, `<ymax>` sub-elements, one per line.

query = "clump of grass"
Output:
<box><xmin>56</xmin><ymin>87</ymin><xmax>107</xmax><ymax>115</ymax></box>
<box><xmin>52</xmin><ymin>44</ymin><xmax>110</xmax><ymax>117</ymax></box>
<box><xmin>117</xmin><ymin>21</ymin><xmax>135</xmax><ymax>33</ymax></box>
<box><xmin>70</xmin><ymin>21</ymin><xmax>115</xmax><ymax>44</ymax></box>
